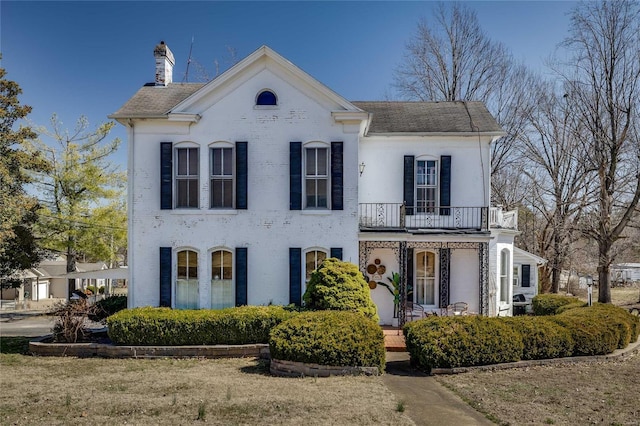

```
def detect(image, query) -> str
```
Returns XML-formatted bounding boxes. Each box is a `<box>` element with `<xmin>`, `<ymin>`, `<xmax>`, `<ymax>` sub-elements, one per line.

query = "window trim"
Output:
<box><xmin>414</xmin><ymin>250</ymin><xmax>438</xmax><ymax>307</ymax></box>
<box><xmin>209</xmin><ymin>142</ymin><xmax>235</xmax><ymax>209</ymax></box>
<box><xmin>174</xmin><ymin>143</ymin><xmax>200</xmax><ymax>209</ymax></box>
<box><xmin>513</xmin><ymin>264</ymin><xmax>521</xmax><ymax>287</ymax></box>
<box><xmin>304</xmin><ymin>143</ymin><xmax>330</xmax><ymax>210</ymax></box>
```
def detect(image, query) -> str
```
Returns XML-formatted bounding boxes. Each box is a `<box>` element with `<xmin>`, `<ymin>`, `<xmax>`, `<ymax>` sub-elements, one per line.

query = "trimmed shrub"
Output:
<box><xmin>303</xmin><ymin>258</ymin><xmax>379</xmax><ymax>322</ymax></box>
<box><xmin>555</xmin><ymin>301</ymin><xmax>588</xmax><ymax>314</ymax></box>
<box><xmin>269</xmin><ymin>310</ymin><xmax>385</xmax><ymax>373</ymax></box>
<box><xmin>532</xmin><ymin>294</ymin><xmax>583</xmax><ymax>316</ymax></box>
<box><xmin>88</xmin><ymin>295</ymin><xmax>127</xmax><ymax>323</ymax></box>
<box><xmin>501</xmin><ymin>316</ymin><xmax>574</xmax><ymax>360</ymax></box>
<box><xmin>552</xmin><ymin>304</ymin><xmax>639</xmax><ymax>355</ymax></box>
<box><xmin>107</xmin><ymin>305</ymin><xmax>297</xmax><ymax>345</ymax></box>
<box><xmin>403</xmin><ymin>316</ymin><xmax>523</xmax><ymax>371</ymax></box>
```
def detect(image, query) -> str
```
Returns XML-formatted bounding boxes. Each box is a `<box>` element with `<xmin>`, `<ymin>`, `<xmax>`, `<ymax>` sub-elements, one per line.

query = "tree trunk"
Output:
<box><xmin>597</xmin><ymin>239</ymin><xmax>612</xmax><ymax>303</ymax></box>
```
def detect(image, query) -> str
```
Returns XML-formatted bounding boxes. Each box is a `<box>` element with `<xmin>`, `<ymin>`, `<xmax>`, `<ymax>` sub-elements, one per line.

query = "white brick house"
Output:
<box><xmin>111</xmin><ymin>42</ymin><xmax>518</xmax><ymax>324</ymax></box>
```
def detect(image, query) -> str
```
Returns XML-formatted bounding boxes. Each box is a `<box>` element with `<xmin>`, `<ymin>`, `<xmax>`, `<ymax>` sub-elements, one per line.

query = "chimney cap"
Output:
<box><xmin>154</xmin><ymin>41</ymin><xmax>175</xmax><ymax>65</ymax></box>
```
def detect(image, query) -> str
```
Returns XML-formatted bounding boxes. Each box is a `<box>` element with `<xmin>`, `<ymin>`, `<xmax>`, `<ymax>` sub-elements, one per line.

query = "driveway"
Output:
<box><xmin>0</xmin><ymin>312</ymin><xmax>55</xmax><ymax>337</ymax></box>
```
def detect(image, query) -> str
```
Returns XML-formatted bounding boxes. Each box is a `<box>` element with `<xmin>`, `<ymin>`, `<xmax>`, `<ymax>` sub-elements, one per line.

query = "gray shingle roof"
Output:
<box><xmin>111</xmin><ymin>85</ymin><xmax>503</xmax><ymax>135</ymax></box>
<box><xmin>110</xmin><ymin>83</ymin><xmax>205</xmax><ymax>118</ymax></box>
<box><xmin>352</xmin><ymin>101</ymin><xmax>503</xmax><ymax>134</ymax></box>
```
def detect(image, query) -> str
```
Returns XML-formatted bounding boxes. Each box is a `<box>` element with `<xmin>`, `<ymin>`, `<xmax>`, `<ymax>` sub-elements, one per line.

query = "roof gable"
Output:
<box><xmin>111</xmin><ymin>46</ymin><xmax>363</xmax><ymax>121</ymax></box>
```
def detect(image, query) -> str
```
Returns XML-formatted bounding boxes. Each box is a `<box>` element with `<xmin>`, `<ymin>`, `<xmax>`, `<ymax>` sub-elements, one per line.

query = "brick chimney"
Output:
<box><xmin>154</xmin><ymin>41</ymin><xmax>174</xmax><ymax>86</ymax></box>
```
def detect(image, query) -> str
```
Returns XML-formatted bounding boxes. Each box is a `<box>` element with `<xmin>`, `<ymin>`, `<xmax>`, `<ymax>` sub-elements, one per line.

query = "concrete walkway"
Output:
<box><xmin>383</xmin><ymin>351</ymin><xmax>494</xmax><ymax>426</ymax></box>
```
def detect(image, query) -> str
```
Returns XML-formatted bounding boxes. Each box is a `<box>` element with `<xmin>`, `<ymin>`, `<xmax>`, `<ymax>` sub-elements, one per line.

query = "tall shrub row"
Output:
<box><xmin>404</xmin><ymin>304</ymin><xmax>639</xmax><ymax>371</ymax></box>
<box><xmin>107</xmin><ymin>305</ymin><xmax>297</xmax><ymax>345</ymax></box>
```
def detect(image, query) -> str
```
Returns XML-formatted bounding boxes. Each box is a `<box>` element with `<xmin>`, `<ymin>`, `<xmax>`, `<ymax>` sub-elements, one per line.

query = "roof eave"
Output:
<box><xmin>363</xmin><ymin>131</ymin><xmax>506</xmax><ymax>137</ymax></box>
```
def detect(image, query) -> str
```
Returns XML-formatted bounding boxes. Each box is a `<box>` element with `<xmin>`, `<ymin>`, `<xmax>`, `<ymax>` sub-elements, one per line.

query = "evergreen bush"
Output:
<box><xmin>403</xmin><ymin>316</ymin><xmax>523</xmax><ymax>371</ymax></box>
<box><xmin>269</xmin><ymin>310</ymin><xmax>385</xmax><ymax>373</ymax></box>
<box><xmin>532</xmin><ymin>294</ymin><xmax>583</xmax><ymax>315</ymax></box>
<box><xmin>501</xmin><ymin>316</ymin><xmax>574</xmax><ymax>360</ymax></box>
<box><xmin>303</xmin><ymin>258</ymin><xmax>379</xmax><ymax>322</ymax></box>
<box><xmin>107</xmin><ymin>305</ymin><xmax>296</xmax><ymax>345</ymax></box>
<box><xmin>88</xmin><ymin>295</ymin><xmax>127</xmax><ymax>323</ymax></box>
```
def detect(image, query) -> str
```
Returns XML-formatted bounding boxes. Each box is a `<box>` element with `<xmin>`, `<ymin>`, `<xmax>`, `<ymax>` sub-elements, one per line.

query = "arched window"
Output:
<box><xmin>500</xmin><ymin>249</ymin><xmax>510</xmax><ymax>303</ymax></box>
<box><xmin>256</xmin><ymin>90</ymin><xmax>277</xmax><ymax>106</ymax></box>
<box><xmin>176</xmin><ymin>250</ymin><xmax>198</xmax><ymax>309</ymax></box>
<box><xmin>211</xmin><ymin>249</ymin><xmax>233</xmax><ymax>309</ymax></box>
<box><xmin>305</xmin><ymin>250</ymin><xmax>327</xmax><ymax>282</ymax></box>
<box><xmin>415</xmin><ymin>251</ymin><xmax>436</xmax><ymax>305</ymax></box>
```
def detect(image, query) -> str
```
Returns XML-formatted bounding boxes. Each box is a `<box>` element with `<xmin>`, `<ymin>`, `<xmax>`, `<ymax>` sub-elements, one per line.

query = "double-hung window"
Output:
<box><xmin>500</xmin><ymin>249</ymin><xmax>510</xmax><ymax>303</ymax></box>
<box><xmin>305</xmin><ymin>147</ymin><xmax>328</xmax><ymax>208</ymax></box>
<box><xmin>210</xmin><ymin>147</ymin><xmax>234</xmax><ymax>208</ymax></box>
<box><xmin>416</xmin><ymin>160</ymin><xmax>437</xmax><ymax>213</ymax></box>
<box><xmin>211</xmin><ymin>250</ymin><xmax>233</xmax><ymax>309</ymax></box>
<box><xmin>415</xmin><ymin>251</ymin><xmax>436</xmax><ymax>305</ymax></box>
<box><xmin>305</xmin><ymin>250</ymin><xmax>327</xmax><ymax>282</ymax></box>
<box><xmin>176</xmin><ymin>250</ymin><xmax>198</xmax><ymax>309</ymax></box>
<box><xmin>176</xmin><ymin>147</ymin><xmax>199</xmax><ymax>208</ymax></box>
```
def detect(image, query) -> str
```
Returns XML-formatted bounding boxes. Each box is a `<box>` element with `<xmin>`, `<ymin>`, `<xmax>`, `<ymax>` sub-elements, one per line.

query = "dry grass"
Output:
<box><xmin>437</xmin><ymin>351</ymin><xmax>640</xmax><ymax>426</ymax></box>
<box><xmin>0</xmin><ymin>354</ymin><xmax>413</xmax><ymax>426</ymax></box>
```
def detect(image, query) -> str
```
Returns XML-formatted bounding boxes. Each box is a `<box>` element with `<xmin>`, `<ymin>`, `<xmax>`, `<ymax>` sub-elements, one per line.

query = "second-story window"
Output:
<box><xmin>305</xmin><ymin>147</ymin><xmax>328</xmax><ymax>208</ymax></box>
<box><xmin>176</xmin><ymin>147</ymin><xmax>199</xmax><ymax>208</ymax></box>
<box><xmin>416</xmin><ymin>160</ymin><xmax>437</xmax><ymax>213</ymax></box>
<box><xmin>210</xmin><ymin>147</ymin><xmax>234</xmax><ymax>208</ymax></box>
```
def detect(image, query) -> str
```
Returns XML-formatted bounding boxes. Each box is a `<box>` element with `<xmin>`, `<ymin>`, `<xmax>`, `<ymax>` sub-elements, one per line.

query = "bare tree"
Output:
<box><xmin>519</xmin><ymin>82</ymin><xmax>593</xmax><ymax>293</ymax></box>
<box><xmin>394</xmin><ymin>2</ymin><xmax>536</xmax><ymax>206</ymax></box>
<box><xmin>557</xmin><ymin>1</ymin><xmax>640</xmax><ymax>303</ymax></box>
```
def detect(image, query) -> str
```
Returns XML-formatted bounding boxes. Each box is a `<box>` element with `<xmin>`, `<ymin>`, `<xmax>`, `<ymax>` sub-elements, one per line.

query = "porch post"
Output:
<box><xmin>439</xmin><ymin>248</ymin><xmax>451</xmax><ymax>308</ymax></box>
<box><xmin>479</xmin><ymin>242</ymin><xmax>489</xmax><ymax>315</ymax></box>
<box><xmin>398</xmin><ymin>241</ymin><xmax>407</xmax><ymax>327</ymax></box>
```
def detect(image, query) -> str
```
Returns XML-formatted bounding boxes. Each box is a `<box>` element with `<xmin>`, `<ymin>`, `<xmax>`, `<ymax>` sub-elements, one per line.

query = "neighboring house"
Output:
<box><xmin>512</xmin><ymin>247</ymin><xmax>546</xmax><ymax>303</ymax></box>
<box><xmin>610</xmin><ymin>263</ymin><xmax>640</xmax><ymax>285</ymax></box>
<box><xmin>110</xmin><ymin>42</ymin><xmax>519</xmax><ymax>324</ymax></box>
<box><xmin>0</xmin><ymin>260</ymin><xmax>109</xmax><ymax>302</ymax></box>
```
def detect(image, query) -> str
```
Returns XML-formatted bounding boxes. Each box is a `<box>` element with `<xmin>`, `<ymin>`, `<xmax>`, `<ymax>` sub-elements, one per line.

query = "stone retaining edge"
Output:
<box><xmin>270</xmin><ymin>358</ymin><xmax>379</xmax><ymax>377</ymax></box>
<box><xmin>430</xmin><ymin>336</ymin><xmax>640</xmax><ymax>375</ymax></box>
<box><xmin>29</xmin><ymin>336</ymin><xmax>270</xmax><ymax>359</ymax></box>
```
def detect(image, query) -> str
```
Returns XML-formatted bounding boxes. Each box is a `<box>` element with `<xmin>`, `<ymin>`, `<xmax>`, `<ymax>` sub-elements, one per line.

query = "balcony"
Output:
<box><xmin>358</xmin><ymin>203</ymin><xmax>489</xmax><ymax>231</ymax></box>
<box><xmin>489</xmin><ymin>206</ymin><xmax>518</xmax><ymax>230</ymax></box>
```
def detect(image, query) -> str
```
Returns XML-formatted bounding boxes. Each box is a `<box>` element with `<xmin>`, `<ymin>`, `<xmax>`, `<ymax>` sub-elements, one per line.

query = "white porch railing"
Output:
<box><xmin>489</xmin><ymin>206</ymin><xmax>518</xmax><ymax>230</ymax></box>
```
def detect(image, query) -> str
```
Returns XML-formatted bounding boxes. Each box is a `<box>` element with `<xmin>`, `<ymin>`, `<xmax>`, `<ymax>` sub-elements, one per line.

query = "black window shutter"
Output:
<box><xmin>160</xmin><ymin>142</ymin><xmax>173</xmax><ymax>210</ymax></box>
<box><xmin>406</xmin><ymin>248</ymin><xmax>414</xmax><ymax>302</ymax></box>
<box><xmin>331</xmin><ymin>142</ymin><xmax>343</xmax><ymax>210</ymax></box>
<box><xmin>522</xmin><ymin>264</ymin><xmax>531</xmax><ymax>288</ymax></box>
<box><xmin>440</xmin><ymin>155</ymin><xmax>451</xmax><ymax>216</ymax></box>
<box><xmin>403</xmin><ymin>156</ymin><xmax>415</xmax><ymax>215</ymax></box>
<box><xmin>330</xmin><ymin>248</ymin><xmax>343</xmax><ymax>260</ymax></box>
<box><xmin>236</xmin><ymin>142</ymin><xmax>248</xmax><ymax>210</ymax></box>
<box><xmin>159</xmin><ymin>247</ymin><xmax>172</xmax><ymax>307</ymax></box>
<box><xmin>290</xmin><ymin>142</ymin><xmax>302</xmax><ymax>210</ymax></box>
<box><xmin>289</xmin><ymin>248</ymin><xmax>302</xmax><ymax>305</ymax></box>
<box><xmin>235</xmin><ymin>248</ymin><xmax>248</xmax><ymax>305</ymax></box>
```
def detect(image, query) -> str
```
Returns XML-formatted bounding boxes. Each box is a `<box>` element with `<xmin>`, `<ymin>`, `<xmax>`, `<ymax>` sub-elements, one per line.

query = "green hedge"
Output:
<box><xmin>107</xmin><ymin>305</ymin><xmax>297</xmax><ymax>345</ymax></box>
<box><xmin>88</xmin><ymin>295</ymin><xmax>128</xmax><ymax>323</ymax></box>
<box><xmin>501</xmin><ymin>316</ymin><xmax>574</xmax><ymax>360</ymax></box>
<box><xmin>269</xmin><ymin>311</ymin><xmax>385</xmax><ymax>373</ymax></box>
<box><xmin>404</xmin><ymin>304</ymin><xmax>639</xmax><ymax>370</ymax></box>
<box><xmin>551</xmin><ymin>304</ymin><xmax>639</xmax><ymax>355</ymax></box>
<box><xmin>403</xmin><ymin>316</ymin><xmax>523</xmax><ymax>371</ymax></box>
<box><xmin>532</xmin><ymin>294</ymin><xmax>584</xmax><ymax>315</ymax></box>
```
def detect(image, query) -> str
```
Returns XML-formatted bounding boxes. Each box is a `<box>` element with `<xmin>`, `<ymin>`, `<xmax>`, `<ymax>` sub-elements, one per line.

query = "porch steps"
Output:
<box><xmin>382</xmin><ymin>326</ymin><xmax>406</xmax><ymax>352</ymax></box>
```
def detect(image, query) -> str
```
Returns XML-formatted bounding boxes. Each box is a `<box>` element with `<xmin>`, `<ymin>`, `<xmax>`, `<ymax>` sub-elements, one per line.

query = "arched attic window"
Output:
<box><xmin>256</xmin><ymin>90</ymin><xmax>277</xmax><ymax>106</ymax></box>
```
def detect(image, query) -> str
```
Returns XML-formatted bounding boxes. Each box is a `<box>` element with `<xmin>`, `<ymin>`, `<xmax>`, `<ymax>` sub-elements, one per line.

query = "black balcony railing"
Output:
<box><xmin>358</xmin><ymin>203</ymin><xmax>488</xmax><ymax>230</ymax></box>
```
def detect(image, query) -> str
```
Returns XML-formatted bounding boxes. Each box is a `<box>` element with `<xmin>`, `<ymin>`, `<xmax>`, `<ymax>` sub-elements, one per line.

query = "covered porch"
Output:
<box><xmin>360</xmin><ymin>239</ymin><xmax>489</xmax><ymax>326</ymax></box>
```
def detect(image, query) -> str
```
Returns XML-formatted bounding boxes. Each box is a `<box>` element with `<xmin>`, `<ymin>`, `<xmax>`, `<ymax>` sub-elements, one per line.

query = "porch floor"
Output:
<box><xmin>382</xmin><ymin>326</ymin><xmax>406</xmax><ymax>352</ymax></box>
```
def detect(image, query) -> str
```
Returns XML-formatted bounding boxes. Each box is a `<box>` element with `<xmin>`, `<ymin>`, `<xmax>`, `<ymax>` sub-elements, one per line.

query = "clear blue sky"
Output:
<box><xmin>2</xmin><ymin>1</ymin><xmax>576</xmax><ymax>168</ymax></box>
